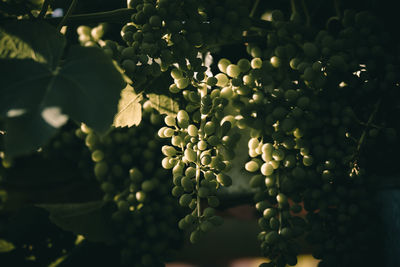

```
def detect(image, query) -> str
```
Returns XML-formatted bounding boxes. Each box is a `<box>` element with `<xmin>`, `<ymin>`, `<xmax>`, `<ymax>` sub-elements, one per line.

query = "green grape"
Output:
<box><xmin>226</xmin><ymin>64</ymin><xmax>241</xmax><ymax>78</ymax></box>
<box><xmin>218</xmin><ymin>58</ymin><xmax>231</xmax><ymax>73</ymax></box>
<box><xmin>215</xmin><ymin>73</ymin><xmax>229</xmax><ymax>87</ymax></box>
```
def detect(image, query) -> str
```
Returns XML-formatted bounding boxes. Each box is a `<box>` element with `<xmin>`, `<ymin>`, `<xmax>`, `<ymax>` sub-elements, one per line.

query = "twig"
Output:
<box><xmin>249</xmin><ymin>0</ymin><xmax>260</xmax><ymax>18</ymax></box>
<box><xmin>37</xmin><ymin>0</ymin><xmax>51</xmax><ymax>19</ymax></box>
<box><xmin>334</xmin><ymin>0</ymin><xmax>341</xmax><ymax>18</ymax></box>
<box><xmin>301</xmin><ymin>0</ymin><xmax>310</xmax><ymax>26</ymax></box>
<box><xmin>56</xmin><ymin>0</ymin><xmax>78</xmax><ymax>32</ymax></box>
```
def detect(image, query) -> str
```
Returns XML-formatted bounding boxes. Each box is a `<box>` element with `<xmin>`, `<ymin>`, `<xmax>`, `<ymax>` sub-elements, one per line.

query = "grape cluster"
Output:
<box><xmin>158</xmin><ymin>85</ymin><xmax>240</xmax><ymax>243</ymax></box>
<box><xmin>76</xmin><ymin>24</ymin><xmax>108</xmax><ymax>47</ymax></box>
<box><xmin>228</xmin><ymin>9</ymin><xmax>399</xmax><ymax>267</ymax></box>
<box><xmin>79</xmin><ymin>110</ymin><xmax>183</xmax><ymax>266</ymax></box>
<box><xmin>106</xmin><ymin>0</ymin><xmax>251</xmax><ymax>91</ymax></box>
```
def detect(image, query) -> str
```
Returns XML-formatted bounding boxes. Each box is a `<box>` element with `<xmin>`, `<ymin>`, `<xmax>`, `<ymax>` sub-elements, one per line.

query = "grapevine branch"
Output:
<box><xmin>56</xmin><ymin>0</ymin><xmax>78</xmax><ymax>31</ymax></box>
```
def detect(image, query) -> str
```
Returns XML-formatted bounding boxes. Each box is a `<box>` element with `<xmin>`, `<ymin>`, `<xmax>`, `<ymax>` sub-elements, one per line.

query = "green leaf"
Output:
<box><xmin>0</xmin><ymin>20</ymin><xmax>65</xmax><ymax>68</ymax></box>
<box><xmin>113</xmin><ymin>84</ymin><xmax>142</xmax><ymax>127</ymax></box>
<box><xmin>37</xmin><ymin>201</ymin><xmax>116</xmax><ymax>244</ymax></box>
<box><xmin>146</xmin><ymin>93</ymin><xmax>179</xmax><ymax>115</ymax></box>
<box><xmin>0</xmin><ymin>21</ymin><xmax>125</xmax><ymax>157</ymax></box>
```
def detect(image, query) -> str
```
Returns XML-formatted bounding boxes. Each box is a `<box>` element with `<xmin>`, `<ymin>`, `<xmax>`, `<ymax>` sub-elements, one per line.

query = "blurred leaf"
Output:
<box><xmin>146</xmin><ymin>93</ymin><xmax>179</xmax><ymax>115</ymax></box>
<box><xmin>37</xmin><ymin>201</ymin><xmax>116</xmax><ymax>244</ymax></box>
<box><xmin>113</xmin><ymin>84</ymin><xmax>142</xmax><ymax>127</ymax></box>
<box><xmin>0</xmin><ymin>21</ymin><xmax>125</xmax><ymax>157</ymax></box>
<box><xmin>0</xmin><ymin>239</ymin><xmax>15</xmax><ymax>253</ymax></box>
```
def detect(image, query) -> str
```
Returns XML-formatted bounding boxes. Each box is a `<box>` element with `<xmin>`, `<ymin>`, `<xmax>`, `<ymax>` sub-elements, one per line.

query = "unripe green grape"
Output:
<box><xmin>251</xmin><ymin>58</ymin><xmax>262</xmax><ymax>69</ymax></box>
<box><xmin>85</xmin><ymin>133</ymin><xmax>98</xmax><ymax>148</ymax></box>
<box><xmin>197</xmin><ymin>140</ymin><xmax>208</xmax><ymax>150</ymax></box>
<box><xmin>272</xmin><ymin>148</ymin><xmax>285</xmax><ymax>161</ymax></box>
<box><xmin>122</xmin><ymin>59</ymin><xmax>137</xmax><ymax>73</ymax></box>
<box><xmin>207</xmin><ymin>196</ymin><xmax>220</xmax><ymax>207</ymax></box>
<box><xmin>161</xmin><ymin>157</ymin><xmax>175</xmax><ymax>169</ymax></box>
<box><xmin>265</xmin><ymin>231</ymin><xmax>279</xmax><ymax>244</ymax></box>
<box><xmin>171</xmin><ymin>135</ymin><xmax>183</xmax><ymax>147</ymax></box>
<box><xmin>101</xmin><ymin>182</ymin><xmax>114</xmax><ymax>193</ymax></box>
<box><xmin>215</xmin><ymin>73</ymin><xmax>229</xmax><ymax>87</ymax></box>
<box><xmin>263</xmin><ymin>208</ymin><xmax>277</xmax><ymax>219</ymax></box>
<box><xmin>198</xmin><ymin>187</ymin><xmax>209</xmax><ymax>198</ymax></box>
<box><xmin>201</xmin><ymin>154</ymin><xmax>212</xmax><ymax>165</ymax></box>
<box><xmin>220</xmin><ymin>86</ymin><xmax>234</xmax><ymax>99</ymax></box>
<box><xmin>204</xmin><ymin>171</ymin><xmax>215</xmax><ymax>181</ymax></box>
<box><xmin>276</xmin><ymin>193</ymin><xmax>288</xmax><ymax>204</ymax></box>
<box><xmin>261</xmin><ymin>162</ymin><xmax>274</xmax><ymax>176</ymax></box>
<box><xmin>177</xmin><ymin>110</ymin><xmax>190</xmax><ymax>128</ymax></box>
<box><xmin>179</xmin><ymin>194</ymin><xmax>192</xmax><ymax>207</ymax></box>
<box><xmin>149</xmin><ymin>15</ymin><xmax>162</xmax><ymax>27</ymax></box>
<box><xmin>216</xmin><ymin>173</ymin><xmax>232</xmax><ymax>186</ymax></box>
<box><xmin>218</xmin><ymin>58</ymin><xmax>231</xmax><ymax>73</ymax></box>
<box><xmin>289</xmin><ymin>58</ymin><xmax>301</xmax><ymax>70</ymax></box>
<box><xmin>169</xmin><ymin>83</ymin><xmax>180</xmax><ymax>93</ymax></box>
<box><xmin>204</xmin><ymin>121</ymin><xmax>216</xmax><ymax>135</ymax></box>
<box><xmin>302</xmin><ymin>155</ymin><xmax>314</xmax><ymax>166</ymax></box>
<box><xmin>129</xmin><ymin>167</ymin><xmax>143</xmax><ymax>183</ymax></box>
<box><xmin>203</xmin><ymin>207</ymin><xmax>216</xmax><ymax>217</ymax></box>
<box><xmin>200</xmin><ymin>221</ymin><xmax>214</xmax><ymax>232</ymax></box>
<box><xmin>162</xmin><ymin>145</ymin><xmax>177</xmax><ymax>156</ymax></box>
<box><xmin>163</xmin><ymin>127</ymin><xmax>175</xmax><ymax>137</ymax></box>
<box><xmin>181</xmin><ymin>177</ymin><xmax>194</xmax><ymax>192</ymax></box>
<box><xmin>188</xmin><ymin>124</ymin><xmax>199</xmax><ymax>137</ymax></box>
<box><xmin>171</xmin><ymin>186</ymin><xmax>184</xmax><ymax>197</ymax></box>
<box><xmin>269</xmin><ymin>217</ymin><xmax>280</xmax><ymax>230</ymax></box>
<box><xmin>226</xmin><ymin>64</ymin><xmax>241</xmax><ymax>77</ymax></box>
<box><xmin>264</xmin><ymin>176</ymin><xmax>276</xmax><ymax>187</ymax></box>
<box><xmin>243</xmin><ymin>74</ymin><xmax>254</xmax><ymax>85</ymax></box>
<box><xmin>262</xmin><ymin>143</ymin><xmax>274</xmax><ymax>156</ymax></box>
<box><xmin>293</xmin><ymin>128</ymin><xmax>304</xmax><ymax>138</ymax></box>
<box><xmin>245</xmin><ymin>160</ymin><xmax>260</xmax><ymax>172</ymax></box>
<box><xmin>270</xmin><ymin>56</ymin><xmax>281</xmax><ymax>68</ymax></box>
<box><xmin>141</xmin><ymin>180</ymin><xmax>156</xmax><ymax>192</ymax></box>
<box><xmin>237</xmin><ymin>58</ymin><xmax>251</xmax><ymax>72</ymax></box>
<box><xmin>206</xmin><ymin>76</ymin><xmax>218</xmax><ymax>86</ymax></box>
<box><xmin>185</xmin><ymin>167</ymin><xmax>196</xmax><ymax>178</ymax></box>
<box><xmin>175</xmin><ymin>78</ymin><xmax>190</xmax><ymax>89</ymax></box>
<box><xmin>184</xmin><ymin>147</ymin><xmax>197</xmax><ymax>163</ymax></box>
<box><xmin>136</xmin><ymin>191</ymin><xmax>146</xmax><ymax>202</ymax></box>
<box><xmin>303</xmin><ymin>42</ymin><xmax>318</xmax><ymax>59</ymax></box>
<box><xmin>164</xmin><ymin>115</ymin><xmax>176</xmax><ymax>126</ymax></box>
<box><xmin>190</xmin><ymin>229</ymin><xmax>203</xmax><ymax>244</ymax></box>
<box><xmin>94</xmin><ymin>161</ymin><xmax>108</xmax><ymax>178</ymax></box>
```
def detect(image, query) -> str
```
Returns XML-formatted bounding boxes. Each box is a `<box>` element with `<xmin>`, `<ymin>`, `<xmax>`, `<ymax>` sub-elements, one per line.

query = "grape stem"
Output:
<box><xmin>37</xmin><ymin>0</ymin><xmax>51</xmax><ymax>19</ymax></box>
<box><xmin>301</xmin><ymin>0</ymin><xmax>311</xmax><ymax>26</ymax></box>
<box><xmin>249</xmin><ymin>0</ymin><xmax>260</xmax><ymax>18</ymax></box>
<box><xmin>351</xmin><ymin>98</ymin><xmax>382</xmax><ymax>175</ymax></box>
<box><xmin>276</xmin><ymin>170</ymin><xmax>282</xmax><ymax>234</ymax></box>
<box><xmin>56</xmin><ymin>0</ymin><xmax>78</xmax><ymax>32</ymax></box>
<box><xmin>196</xmin><ymin>87</ymin><xmax>208</xmax><ymax>218</ymax></box>
<box><xmin>334</xmin><ymin>0</ymin><xmax>341</xmax><ymax>18</ymax></box>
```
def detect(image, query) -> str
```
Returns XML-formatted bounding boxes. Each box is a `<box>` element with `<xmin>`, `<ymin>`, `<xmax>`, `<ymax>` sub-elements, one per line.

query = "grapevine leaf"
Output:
<box><xmin>146</xmin><ymin>93</ymin><xmax>179</xmax><ymax>115</ymax></box>
<box><xmin>37</xmin><ymin>201</ymin><xmax>116</xmax><ymax>244</ymax></box>
<box><xmin>113</xmin><ymin>84</ymin><xmax>143</xmax><ymax>127</ymax></box>
<box><xmin>0</xmin><ymin>20</ymin><xmax>65</xmax><ymax>68</ymax></box>
<box><xmin>0</xmin><ymin>21</ymin><xmax>125</xmax><ymax>157</ymax></box>
<box><xmin>4</xmin><ymin>109</ymin><xmax>57</xmax><ymax>157</ymax></box>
